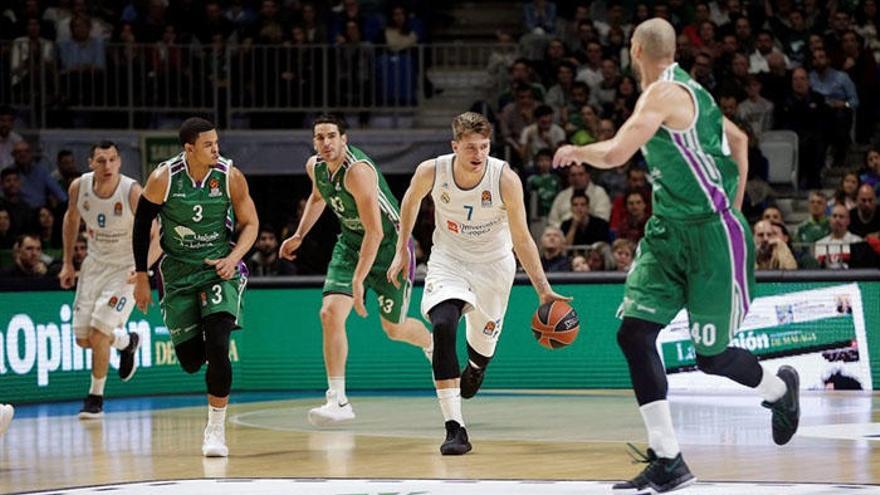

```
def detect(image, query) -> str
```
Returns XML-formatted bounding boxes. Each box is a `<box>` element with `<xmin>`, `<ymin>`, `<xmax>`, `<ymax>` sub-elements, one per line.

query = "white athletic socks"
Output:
<box><xmin>437</xmin><ymin>387</ymin><xmax>464</xmax><ymax>426</ymax></box>
<box><xmin>755</xmin><ymin>366</ymin><xmax>787</xmax><ymax>403</ymax></box>
<box><xmin>328</xmin><ymin>377</ymin><xmax>347</xmax><ymax>405</ymax></box>
<box><xmin>208</xmin><ymin>405</ymin><xmax>227</xmax><ymax>426</ymax></box>
<box><xmin>639</xmin><ymin>400</ymin><xmax>680</xmax><ymax>459</ymax></box>
<box><xmin>112</xmin><ymin>330</ymin><xmax>130</xmax><ymax>351</ymax></box>
<box><xmin>89</xmin><ymin>376</ymin><xmax>106</xmax><ymax>396</ymax></box>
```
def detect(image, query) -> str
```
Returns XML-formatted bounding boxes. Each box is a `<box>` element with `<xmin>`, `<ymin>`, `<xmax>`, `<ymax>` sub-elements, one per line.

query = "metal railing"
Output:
<box><xmin>1</xmin><ymin>41</ymin><xmax>511</xmax><ymax>129</ymax></box>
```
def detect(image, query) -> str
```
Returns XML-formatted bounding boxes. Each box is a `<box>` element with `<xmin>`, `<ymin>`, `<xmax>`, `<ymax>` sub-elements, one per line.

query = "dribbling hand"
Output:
<box><xmin>386</xmin><ymin>248</ymin><xmax>409</xmax><ymax>289</ymax></box>
<box><xmin>539</xmin><ymin>288</ymin><xmax>572</xmax><ymax>305</ymax></box>
<box><xmin>552</xmin><ymin>145</ymin><xmax>581</xmax><ymax>169</ymax></box>
<box><xmin>279</xmin><ymin>234</ymin><xmax>302</xmax><ymax>261</ymax></box>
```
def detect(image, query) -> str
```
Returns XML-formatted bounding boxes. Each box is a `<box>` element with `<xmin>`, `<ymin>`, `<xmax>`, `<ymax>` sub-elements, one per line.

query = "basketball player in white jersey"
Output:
<box><xmin>388</xmin><ymin>112</ymin><xmax>569</xmax><ymax>454</ymax></box>
<box><xmin>59</xmin><ymin>141</ymin><xmax>159</xmax><ymax>419</ymax></box>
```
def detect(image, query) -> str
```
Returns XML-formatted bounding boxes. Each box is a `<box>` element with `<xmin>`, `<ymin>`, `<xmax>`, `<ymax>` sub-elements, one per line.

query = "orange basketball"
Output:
<box><xmin>531</xmin><ymin>301</ymin><xmax>580</xmax><ymax>349</ymax></box>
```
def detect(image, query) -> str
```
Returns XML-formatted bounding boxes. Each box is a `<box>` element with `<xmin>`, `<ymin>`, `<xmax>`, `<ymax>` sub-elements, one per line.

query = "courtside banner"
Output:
<box><xmin>0</xmin><ymin>281</ymin><xmax>878</xmax><ymax>402</ymax></box>
<box><xmin>659</xmin><ymin>283</ymin><xmax>872</xmax><ymax>390</ymax></box>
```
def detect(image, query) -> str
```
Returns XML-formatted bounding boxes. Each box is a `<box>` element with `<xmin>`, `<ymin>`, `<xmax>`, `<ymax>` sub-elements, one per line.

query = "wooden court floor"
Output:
<box><xmin>2</xmin><ymin>389</ymin><xmax>879</xmax><ymax>494</ymax></box>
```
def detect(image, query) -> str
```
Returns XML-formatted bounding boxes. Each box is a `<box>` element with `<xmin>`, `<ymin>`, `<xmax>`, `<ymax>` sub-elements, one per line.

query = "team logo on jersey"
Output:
<box><xmin>482</xmin><ymin>319</ymin><xmax>500</xmax><ymax>338</ymax></box>
<box><xmin>446</xmin><ymin>220</ymin><xmax>459</xmax><ymax>234</ymax></box>
<box><xmin>114</xmin><ymin>201</ymin><xmax>123</xmax><ymax>216</ymax></box>
<box><xmin>108</xmin><ymin>296</ymin><xmax>118</xmax><ymax>308</ymax></box>
<box><xmin>200</xmin><ymin>291</ymin><xmax>208</xmax><ymax>307</ymax></box>
<box><xmin>481</xmin><ymin>190</ymin><xmax>492</xmax><ymax>207</ymax></box>
<box><xmin>83</xmin><ymin>200</ymin><xmax>90</xmax><ymax>211</ymax></box>
<box><xmin>208</xmin><ymin>178</ymin><xmax>221</xmax><ymax>197</ymax></box>
<box><xmin>440</xmin><ymin>191</ymin><xmax>450</xmax><ymax>204</ymax></box>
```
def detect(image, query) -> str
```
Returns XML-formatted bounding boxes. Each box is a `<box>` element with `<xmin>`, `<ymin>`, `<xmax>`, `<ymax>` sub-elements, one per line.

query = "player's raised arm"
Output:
<box><xmin>553</xmin><ymin>82</ymin><xmax>674</xmax><ymax>169</ymax></box>
<box><xmin>207</xmin><ymin>167</ymin><xmax>258</xmax><ymax>280</ymax></box>
<box><xmin>345</xmin><ymin>162</ymin><xmax>384</xmax><ymax>317</ymax></box>
<box><xmin>132</xmin><ymin>165</ymin><xmax>169</xmax><ymax>313</ymax></box>
<box><xmin>387</xmin><ymin>159</ymin><xmax>435</xmax><ymax>287</ymax></box>
<box><xmin>58</xmin><ymin>178</ymin><xmax>82</xmax><ymax>289</ymax></box>
<box><xmin>500</xmin><ymin>166</ymin><xmax>570</xmax><ymax>304</ymax></box>
<box><xmin>280</xmin><ymin>157</ymin><xmax>325</xmax><ymax>261</ymax></box>
<box><xmin>723</xmin><ymin>116</ymin><xmax>750</xmax><ymax>211</ymax></box>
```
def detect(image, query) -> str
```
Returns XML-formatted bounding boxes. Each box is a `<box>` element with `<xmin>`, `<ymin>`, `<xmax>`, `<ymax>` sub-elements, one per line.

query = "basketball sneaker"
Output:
<box><xmin>307</xmin><ymin>391</ymin><xmax>355</xmax><ymax>426</ymax></box>
<box><xmin>612</xmin><ymin>444</ymin><xmax>695</xmax><ymax>494</ymax></box>
<box><xmin>762</xmin><ymin>365</ymin><xmax>800</xmax><ymax>445</ymax></box>
<box><xmin>78</xmin><ymin>394</ymin><xmax>104</xmax><ymax>420</ymax></box>
<box><xmin>0</xmin><ymin>404</ymin><xmax>14</xmax><ymax>436</ymax></box>
<box><xmin>460</xmin><ymin>363</ymin><xmax>485</xmax><ymax>399</ymax></box>
<box><xmin>439</xmin><ymin>420</ymin><xmax>472</xmax><ymax>455</ymax></box>
<box><xmin>118</xmin><ymin>332</ymin><xmax>141</xmax><ymax>382</ymax></box>
<box><xmin>202</xmin><ymin>423</ymin><xmax>228</xmax><ymax>457</ymax></box>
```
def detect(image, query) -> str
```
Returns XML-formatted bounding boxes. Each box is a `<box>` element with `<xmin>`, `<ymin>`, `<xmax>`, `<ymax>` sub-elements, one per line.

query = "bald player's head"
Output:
<box><xmin>632</xmin><ymin>18</ymin><xmax>677</xmax><ymax>61</ymax></box>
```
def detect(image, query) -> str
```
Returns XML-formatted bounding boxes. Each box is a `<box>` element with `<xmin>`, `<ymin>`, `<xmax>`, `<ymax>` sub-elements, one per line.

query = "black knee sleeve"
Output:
<box><xmin>204</xmin><ymin>312</ymin><xmax>235</xmax><ymax>398</ymax></box>
<box><xmin>175</xmin><ymin>336</ymin><xmax>205</xmax><ymax>374</ymax></box>
<box><xmin>696</xmin><ymin>347</ymin><xmax>762</xmax><ymax>388</ymax></box>
<box><xmin>466</xmin><ymin>344</ymin><xmax>491</xmax><ymax>369</ymax></box>
<box><xmin>617</xmin><ymin>317</ymin><xmax>667</xmax><ymax>406</ymax></box>
<box><xmin>429</xmin><ymin>300</ymin><xmax>465</xmax><ymax>380</ymax></box>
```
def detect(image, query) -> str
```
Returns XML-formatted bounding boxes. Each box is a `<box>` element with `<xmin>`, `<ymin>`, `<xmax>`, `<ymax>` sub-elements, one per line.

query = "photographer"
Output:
<box><xmin>753</xmin><ymin>219</ymin><xmax>798</xmax><ymax>270</ymax></box>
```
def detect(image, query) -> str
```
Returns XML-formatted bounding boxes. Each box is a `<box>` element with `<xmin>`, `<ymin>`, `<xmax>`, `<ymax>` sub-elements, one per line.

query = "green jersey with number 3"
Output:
<box><xmin>314</xmin><ymin>145</ymin><xmax>401</xmax><ymax>250</ymax></box>
<box><xmin>158</xmin><ymin>152</ymin><xmax>235</xmax><ymax>264</ymax></box>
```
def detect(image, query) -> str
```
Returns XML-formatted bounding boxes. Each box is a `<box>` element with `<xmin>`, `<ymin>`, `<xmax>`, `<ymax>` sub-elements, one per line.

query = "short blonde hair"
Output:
<box><xmin>632</xmin><ymin>18</ymin><xmax>676</xmax><ymax>60</ymax></box>
<box><xmin>452</xmin><ymin>112</ymin><xmax>492</xmax><ymax>141</ymax></box>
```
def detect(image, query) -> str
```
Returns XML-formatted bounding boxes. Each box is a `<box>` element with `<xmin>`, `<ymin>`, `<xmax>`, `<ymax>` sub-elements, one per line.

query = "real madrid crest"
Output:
<box><xmin>481</xmin><ymin>190</ymin><xmax>492</xmax><ymax>207</ymax></box>
<box><xmin>440</xmin><ymin>191</ymin><xmax>450</xmax><ymax>204</ymax></box>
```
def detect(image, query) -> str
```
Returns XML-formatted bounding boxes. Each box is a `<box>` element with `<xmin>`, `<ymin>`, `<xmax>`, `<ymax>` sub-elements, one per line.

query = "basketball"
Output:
<box><xmin>531</xmin><ymin>301</ymin><xmax>580</xmax><ymax>349</ymax></box>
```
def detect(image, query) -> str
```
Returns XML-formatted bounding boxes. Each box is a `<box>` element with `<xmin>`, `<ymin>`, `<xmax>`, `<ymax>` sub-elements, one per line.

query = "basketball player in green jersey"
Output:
<box><xmin>280</xmin><ymin>114</ymin><xmax>432</xmax><ymax>426</ymax></box>
<box><xmin>554</xmin><ymin>19</ymin><xmax>800</xmax><ymax>493</ymax></box>
<box><xmin>132</xmin><ymin>118</ymin><xmax>258</xmax><ymax>457</ymax></box>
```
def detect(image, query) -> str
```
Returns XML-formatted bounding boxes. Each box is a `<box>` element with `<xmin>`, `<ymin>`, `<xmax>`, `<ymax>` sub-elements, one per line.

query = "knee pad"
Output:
<box><xmin>429</xmin><ymin>300</ymin><xmax>464</xmax><ymax>381</ymax></box>
<box><xmin>204</xmin><ymin>312</ymin><xmax>235</xmax><ymax>398</ymax></box>
<box><xmin>616</xmin><ymin>317</ymin><xmax>662</xmax><ymax>359</ymax></box>
<box><xmin>616</xmin><ymin>317</ymin><xmax>667</xmax><ymax>406</ymax></box>
<box><xmin>466</xmin><ymin>344</ymin><xmax>491</xmax><ymax>369</ymax></box>
<box><xmin>696</xmin><ymin>347</ymin><xmax>762</xmax><ymax>388</ymax></box>
<box><xmin>175</xmin><ymin>337</ymin><xmax>205</xmax><ymax>374</ymax></box>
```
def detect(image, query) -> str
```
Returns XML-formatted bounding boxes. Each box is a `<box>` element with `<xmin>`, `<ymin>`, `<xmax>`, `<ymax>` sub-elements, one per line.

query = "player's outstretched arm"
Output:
<box><xmin>345</xmin><ymin>162</ymin><xmax>385</xmax><ymax>317</ymax></box>
<box><xmin>280</xmin><ymin>158</ymin><xmax>325</xmax><ymax>261</ymax></box>
<box><xmin>58</xmin><ymin>178</ymin><xmax>82</xmax><ymax>289</ymax></box>
<box><xmin>133</xmin><ymin>166</ymin><xmax>170</xmax><ymax>313</ymax></box>
<box><xmin>723</xmin><ymin>116</ymin><xmax>749</xmax><ymax>211</ymax></box>
<box><xmin>207</xmin><ymin>167</ymin><xmax>258</xmax><ymax>280</ymax></box>
<box><xmin>387</xmin><ymin>159</ymin><xmax>434</xmax><ymax>288</ymax></box>
<box><xmin>500</xmin><ymin>166</ymin><xmax>571</xmax><ymax>304</ymax></box>
<box><xmin>553</xmin><ymin>82</ymin><xmax>671</xmax><ymax>169</ymax></box>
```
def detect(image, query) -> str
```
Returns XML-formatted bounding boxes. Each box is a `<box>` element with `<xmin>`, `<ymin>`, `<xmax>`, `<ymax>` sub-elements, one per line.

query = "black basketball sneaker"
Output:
<box><xmin>612</xmin><ymin>444</ymin><xmax>696</xmax><ymax>494</ymax></box>
<box><xmin>78</xmin><ymin>394</ymin><xmax>104</xmax><ymax>420</ymax></box>
<box><xmin>440</xmin><ymin>420</ymin><xmax>472</xmax><ymax>455</ymax></box>
<box><xmin>460</xmin><ymin>363</ymin><xmax>485</xmax><ymax>399</ymax></box>
<box><xmin>762</xmin><ymin>365</ymin><xmax>800</xmax><ymax>445</ymax></box>
<box><xmin>118</xmin><ymin>332</ymin><xmax>141</xmax><ymax>382</ymax></box>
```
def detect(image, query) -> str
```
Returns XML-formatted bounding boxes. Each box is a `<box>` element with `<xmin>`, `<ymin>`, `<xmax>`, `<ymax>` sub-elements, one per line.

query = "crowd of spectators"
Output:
<box><xmin>0</xmin><ymin>0</ymin><xmax>430</xmax><ymax>127</ymax></box>
<box><xmin>2</xmin><ymin>0</ymin><xmax>880</xmax><ymax>282</ymax></box>
<box><xmin>483</xmin><ymin>0</ymin><xmax>880</xmax><ymax>273</ymax></box>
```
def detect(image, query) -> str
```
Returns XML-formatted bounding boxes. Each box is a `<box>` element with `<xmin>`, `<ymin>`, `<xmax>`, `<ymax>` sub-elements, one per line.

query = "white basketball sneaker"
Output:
<box><xmin>0</xmin><ymin>404</ymin><xmax>13</xmax><ymax>436</ymax></box>
<box><xmin>307</xmin><ymin>391</ymin><xmax>355</xmax><ymax>426</ymax></box>
<box><xmin>202</xmin><ymin>423</ymin><xmax>228</xmax><ymax>457</ymax></box>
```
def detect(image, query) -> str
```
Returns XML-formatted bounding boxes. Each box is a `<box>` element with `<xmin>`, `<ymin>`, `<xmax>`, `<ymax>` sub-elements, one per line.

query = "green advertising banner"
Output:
<box><xmin>1</xmin><ymin>281</ymin><xmax>879</xmax><ymax>403</ymax></box>
<box><xmin>139</xmin><ymin>133</ymin><xmax>180</xmax><ymax>178</ymax></box>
